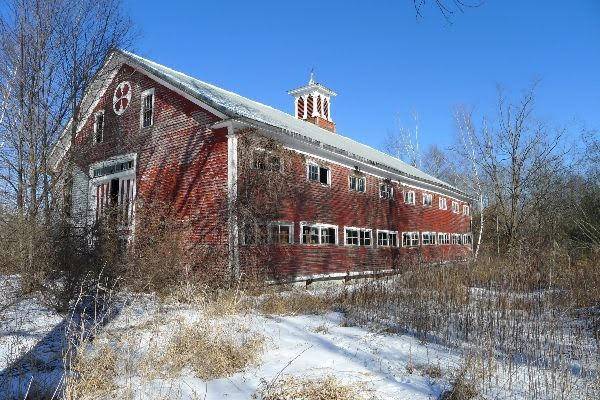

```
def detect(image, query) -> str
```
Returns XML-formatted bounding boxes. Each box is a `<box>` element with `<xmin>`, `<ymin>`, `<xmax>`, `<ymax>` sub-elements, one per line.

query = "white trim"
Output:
<box><xmin>348</xmin><ymin>175</ymin><xmax>366</xmax><ymax>193</ymax></box>
<box><xmin>226</xmin><ymin>123</ymin><xmax>239</xmax><ymax>278</ymax></box>
<box><xmin>140</xmin><ymin>87</ymin><xmax>155</xmax><ymax>128</ymax></box>
<box><xmin>343</xmin><ymin>226</ymin><xmax>373</xmax><ymax>246</ymax></box>
<box><xmin>402</xmin><ymin>231</ymin><xmax>420</xmax><ymax>247</ymax></box>
<box><xmin>299</xmin><ymin>222</ymin><xmax>338</xmax><ymax>245</ymax></box>
<box><xmin>452</xmin><ymin>201</ymin><xmax>460</xmax><ymax>214</ymax></box>
<box><xmin>87</xmin><ymin>153</ymin><xmax>137</xmax><ymax>226</ymax></box>
<box><xmin>404</xmin><ymin>190</ymin><xmax>416</xmax><ymax>205</ymax></box>
<box><xmin>422</xmin><ymin>231</ymin><xmax>437</xmax><ymax>245</ymax></box>
<box><xmin>439</xmin><ymin>197</ymin><xmax>448</xmax><ymax>210</ymax></box>
<box><xmin>306</xmin><ymin>160</ymin><xmax>331</xmax><ymax>186</ymax></box>
<box><xmin>422</xmin><ymin>192</ymin><xmax>433</xmax><ymax>206</ymax></box>
<box><xmin>376</xmin><ymin>229</ymin><xmax>398</xmax><ymax>247</ymax></box>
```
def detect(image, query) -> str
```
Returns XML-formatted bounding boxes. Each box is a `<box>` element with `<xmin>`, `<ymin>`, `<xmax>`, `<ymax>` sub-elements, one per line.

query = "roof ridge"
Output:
<box><xmin>117</xmin><ymin>49</ymin><xmax>466</xmax><ymax>197</ymax></box>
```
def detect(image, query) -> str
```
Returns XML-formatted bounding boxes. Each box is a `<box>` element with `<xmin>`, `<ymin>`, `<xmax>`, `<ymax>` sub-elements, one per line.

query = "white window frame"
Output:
<box><xmin>463</xmin><ymin>205</ymin><xmax>470</xmax><ymax>216</ymax></box>
<box><xmin>243</xmin><ymin>221</ymin><xmax>293</xmax><ymax>245</ymax></box>
<box><xmin>452</xmin><ymin>201</ymin><xmax>460</xmax><ymax>214</ymax></box>
<box><xmin>93</xmin><ymin>110</ymin><xmax>105</xmax><ymax>144</ymax></box>
<box><xmin>344</xmin><ymin>227</ymin><xmax>373</xmax><ymax>246</ymax></box>
<box><xmin>439</xmin><ymin>197</ymin><xmax>447</xmax><ymax>210</ymax></box>
<box><xmin>451</xmin><ymin>233</ymin><xmax>461</xmax><ymax>245</ymax></box>
<box><xmin>140</xmin><ymin>88</ymin><xmax>155</xmax><ymax>128</ymax></box>
<box><xmin>377</xmin><ymin>229</ymin><xmax>398</xmax><ymax>247</ymax></box>
<box><xmin>306</xmin><ymin>161</ymin><xmax>331</xmax><ymax>186</ymax></box>
<box><xmin>422</xmin><ymin>231</ymin><xmax>437</xmax><ymax>245</ymax></box>
<box><xmin>299</xmin><ymin>222</ymin><xmax>338</xmax><ymax>245</ymax></box>
<box><xmin>404</xmin><ymin>190</ymin><xmax>415</xmax><ymax>205</ymax></box>
<box><xmin>462</xmin><ymin>233</ymin><xmax>473</xmax><ymax>245</ymax></box>
<box><xmin>87</xmin><ymin>153</ymin><xmax>137</xmax><ymax>227</ymax></box>
<box><xmin>379</xmin><ymin>183</ymin><xmax>393</xmax><ymax>199</ymax></box>
<box><xmin>422</xmin><ymin>192</ymin><xmax>433</xmax><ymax>206</ymax></box>
<box><xmin>349</xmin><ymin>175</ymin><xmax>366</xmax><ymax>193</ymax></box>
<box><xmin>438</xmin><ymin>232</ymin><xmax>450</xmax><ymax>245</ymax></box>
<box><xmin>402</xmin><ymin>231</ymin><xmax>420</xmax><ymax>247</ymax></box>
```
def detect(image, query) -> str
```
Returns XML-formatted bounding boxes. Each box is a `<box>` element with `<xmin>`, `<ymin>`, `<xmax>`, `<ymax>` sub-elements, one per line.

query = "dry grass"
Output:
<box><xmin>255</xmin><ymin>375</ymin><xmax>368</xmax><ymax>400</ymax></box>
<box><xmin>258</xmin><ymin>289</ymin><xmax>337</xmax><ymax>316</ymax></box>
<box><xmin>64</xmin><ymin>342</ymin><xmax>118</xmax><ymax>400</ymax></box>
<box><xmin>150</xmin><ymin>321</ymin><xmax>264</xmax><ymax>380</ymax></box>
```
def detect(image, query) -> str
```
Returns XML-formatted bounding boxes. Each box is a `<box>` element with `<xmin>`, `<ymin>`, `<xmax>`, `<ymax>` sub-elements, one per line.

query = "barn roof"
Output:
<box><xmin>120</xmin><ymin>50</ymin><xmax>466</xmax><ymax>197</ymax></box>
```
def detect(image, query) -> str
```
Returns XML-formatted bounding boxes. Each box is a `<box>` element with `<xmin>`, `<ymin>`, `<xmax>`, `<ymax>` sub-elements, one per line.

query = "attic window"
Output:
<box><xmin>94</xmin><ymin>111</ymin><xmax>104</xmax><ymax>143</ymax></box>
<box><xmin>141</xmin><ymin>88</ymin><xmax>154</xmax><ymax>128</ymax></box>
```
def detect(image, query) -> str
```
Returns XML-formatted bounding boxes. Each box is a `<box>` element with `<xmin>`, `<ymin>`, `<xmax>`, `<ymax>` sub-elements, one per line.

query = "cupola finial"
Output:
<box><xmin>308</xmin><ymin>68</ymin><xmax>316</xmax><ymax>85</ymax></box>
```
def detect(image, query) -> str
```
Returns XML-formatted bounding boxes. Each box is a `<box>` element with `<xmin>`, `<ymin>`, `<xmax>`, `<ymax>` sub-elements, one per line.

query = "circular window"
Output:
<box><xmin>113</xmin><ymin>81</ymin><xmax>132</xmax><ymax>115</ymax></box>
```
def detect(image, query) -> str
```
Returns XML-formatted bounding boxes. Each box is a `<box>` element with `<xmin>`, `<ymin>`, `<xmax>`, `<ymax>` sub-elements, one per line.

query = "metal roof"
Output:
<box><xmin>120</xmin><ymin>50</ymin><xmax>465</xmax><ymax>196</ymax></box>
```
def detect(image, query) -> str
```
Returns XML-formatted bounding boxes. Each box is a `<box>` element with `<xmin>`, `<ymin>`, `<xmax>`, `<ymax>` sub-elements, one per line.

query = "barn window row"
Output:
<box><xmin>303</xmin><ymin>161</ymin><xmax>470</xmax><ymax>215</ymax></box>
<box><xmin>241</xmin><ymin>221</ymin><xmax>472</xmax><ymax>247</ymax></box>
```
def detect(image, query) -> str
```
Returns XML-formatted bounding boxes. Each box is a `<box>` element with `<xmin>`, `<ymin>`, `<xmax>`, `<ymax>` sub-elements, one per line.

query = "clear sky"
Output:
<box><xmin>125</xmin><ymin>0</ymin><xmax>600</xmax><ymax>151</ymax></box>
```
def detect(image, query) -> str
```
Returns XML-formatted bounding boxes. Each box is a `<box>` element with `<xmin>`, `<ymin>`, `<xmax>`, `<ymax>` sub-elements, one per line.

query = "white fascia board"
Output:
<box><xmin>231</xmin><ymin>117</ymin><xmax>471</xmax><ymax>202</ymax></box>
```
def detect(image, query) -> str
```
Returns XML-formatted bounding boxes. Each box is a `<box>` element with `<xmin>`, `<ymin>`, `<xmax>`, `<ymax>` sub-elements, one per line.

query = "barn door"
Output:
<box><xmin>117</xmin><ymin>177</ymin><xmax>135</xmax><ymax>226</ymax></box>
<box><xmin>95</xmin><ymin>177</ymin><xmax>135</xmax><ymax>227</ymax></box>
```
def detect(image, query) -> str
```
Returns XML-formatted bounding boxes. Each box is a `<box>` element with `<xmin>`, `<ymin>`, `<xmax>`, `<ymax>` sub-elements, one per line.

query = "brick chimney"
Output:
<box><xmin>288</xmin><ymin>71</ymin><xmax>337</xmax><ymax>133</ymax></box>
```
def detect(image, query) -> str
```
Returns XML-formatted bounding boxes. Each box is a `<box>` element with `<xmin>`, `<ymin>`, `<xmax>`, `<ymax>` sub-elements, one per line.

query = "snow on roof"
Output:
<box><xmin>120</xmin><ymin>50</ymin><xmax>464</xmax><ymax>195</ymax></box>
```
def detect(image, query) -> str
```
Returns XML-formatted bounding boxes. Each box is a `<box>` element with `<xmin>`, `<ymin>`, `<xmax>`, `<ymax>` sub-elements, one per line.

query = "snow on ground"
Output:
<box><xmin>1</xmin><ymin>275</ymin><xmax>596</xmax><ymax>399</ymax></box>
<box><xmin>0</xmin><ymin>277</ymin><xmax>462</xmax><ymax>399</ymax></box>
<box><xmin>102</xmin><ymin>297</ymin><xmax>461</xmax><ymax>400</ymax></box>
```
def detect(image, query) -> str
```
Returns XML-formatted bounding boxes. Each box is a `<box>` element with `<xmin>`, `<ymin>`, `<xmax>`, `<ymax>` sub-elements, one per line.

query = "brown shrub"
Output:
<box><xmin>255</xmin><ymin>376</ymin><xmax>367</xmax><ymax>400</ymax></box>
<box><xmin>151</xmin><ymin>321</ymin><xmax>264</xmax><ymax>380</ymax></box>
<box><xmin>65</xmin><ymin>342</ymin><xmax>118</xmax><ymax>400</ymax></box>
<box><xmin>258</xmin><ymin>289</ymin><xmax>337</xmax><ymax>316</ymax></box>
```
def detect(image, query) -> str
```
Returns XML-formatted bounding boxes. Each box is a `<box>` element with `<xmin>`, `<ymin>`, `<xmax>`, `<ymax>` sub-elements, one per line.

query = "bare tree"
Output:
<box><xmin>0</xmin><ymin>0</ymin><xmax>133</xmax><ymax>284</ymax></box>
<box><xmin>454</xmin><ymin>84</ymin><xmax>567</xmax><ymax>253</ymax></box>
<box><xmin>385</xmin><ymin>111</ymin><xmax>422</xmax><ymax>168</ymax></box>
<box><xmin>413</xmin><ymin>0</ymin><xmax>484</xmax><ymax>22</ymax></box>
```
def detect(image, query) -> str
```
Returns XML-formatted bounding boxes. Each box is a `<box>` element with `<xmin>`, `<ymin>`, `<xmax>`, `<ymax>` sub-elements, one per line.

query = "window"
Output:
<box><xmin>94</xmin><ymin>111</ymin><xmax>104</xmax><ymax>143</ymax></box>
<box><xmin>452</xmin><ymin>201</ymin><xmax>460</xmax><ymax>213</ymax></box>
<box><xmin>270</xmin><ymin>223</ymin><xmax>293</xmax><ymax>244</ymax></box>
<box><xmin>252</xmin><ymin>150</ymin><xmax>281</xmax><ymax>171</ymax></box>
<box><xmin>141</xmin><ymin>89</ymin><xmax>154</xmax><ymax>128</ymax></box>
<box><xmin>438</xmin><ymin>233</ymin><xmax>450</xmax><ymax>245</ymax></box>
<box><xmin>377</xmin><ymin>230</ymin><xmax>398</xmax><ymax>247</ymax></box>
<box><xmin>92</xmin><ymin>160</ymin><xmax>134</xmax><ymax>178</ymax></box>
<box><xmin>463</xmin><ymin>233</ymin><xmax>473</xmax><ymax>245</ymax></box>
<box><xmin>422</xmin><ymin>193</ymin><xmax>433</xmax><ymax>206</ymax></box>
<box><xmin>349</xmin><ymin>175</ymin><xmax>366</xmax><ymax>192</ymax></box>
<box><xmin>402</xmin><ymin>232</ymin><xmax>420</xmax><ymax>247</ymax></box>
<box><xmin>344</xmin><ymin>227</ymin><xmax>372</xmax><ymax>246</ymax></box>
<box><xmin>422</xmin><ymin>232</ymin><xmax>437</xmax><ymax>245</ymax></box>
<box><xmin>380</xmin><ymin>184</ymin><xmax>393</xmax><ymax>200</ymax></box>
<box><xmin>451</xmin><ymin>233</ymin><xmax>461</xmax><ymax>245</ymax></box>
<box><xmin>307</xmin><ymin>163</ymin><xmax>330</xmax><ymax>185</ymax></box>
<box><xmin>243</xmin><ymin>222</ymin><xmax>293</xmax><ymax>245</ymax></box>
<box><xmin>463</xmin><ymin>205</ymin><xmax>470</xmax><ymax>216</ymax></box>
<box><xmin>439</xmin><ymin>197</ymin><xmax>447</xmax><ymax>210</ymax></box>
<box><xmin>404</xmin><ymin>190</ymin><xmax>415</xmax><ymax>205</ymax></box>
<box><xmin>301</xmin><ymin>224</ymin><xmax>337</xmax><ymax>245</ymax></box>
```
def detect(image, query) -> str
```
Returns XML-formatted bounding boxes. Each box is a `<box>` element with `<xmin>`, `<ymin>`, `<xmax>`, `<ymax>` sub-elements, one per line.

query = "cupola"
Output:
<box><xmin>288</xmin><ymin>71</ymin><xmax>337</xmax><ymax>133</ymax></box>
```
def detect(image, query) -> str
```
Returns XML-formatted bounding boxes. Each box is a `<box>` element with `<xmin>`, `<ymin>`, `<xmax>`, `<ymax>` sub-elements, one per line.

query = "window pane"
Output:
<box><xmin>319</xmin><ymin>167</ymin><xmax>329</xmax><ymax>185</ymax></box>
<box><xmin>358</xmin><ymin>178</ymin><xmax>365</xmax><ymax>192</ymax></box>
<box><xmin>279</xmin><ymin>225</ymin><xmax>291</xmax><ymax>243</ymax></box>
<box><xmin>308</xmin><ymin>165</ymin><xmax>319</xmax><ymax>181</ymax></box>
<box><xmin>349</xmin><ymin>176</ymin><xmax>356</xmax><ymax>190</ymax></box>
<box><xmin>322</xmin><ymin>227</ymin><xmax>335</xmax><ymax>244</ymax></box>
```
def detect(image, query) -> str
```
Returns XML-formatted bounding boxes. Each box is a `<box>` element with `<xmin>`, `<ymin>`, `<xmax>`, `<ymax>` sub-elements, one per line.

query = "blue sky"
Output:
<box><xmin>126</xmin><ymin>0</ymin><xmax>600</xmax><ymax>151</ymax></box>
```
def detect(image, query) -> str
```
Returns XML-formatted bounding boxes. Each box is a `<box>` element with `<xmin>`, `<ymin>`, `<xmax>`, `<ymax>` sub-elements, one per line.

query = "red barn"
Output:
<box><xmin>51</xmin><ymin>50</ymin><xmax>472</xmax><ymax>282</ymax></box>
